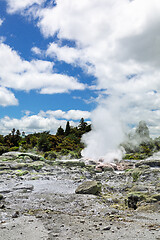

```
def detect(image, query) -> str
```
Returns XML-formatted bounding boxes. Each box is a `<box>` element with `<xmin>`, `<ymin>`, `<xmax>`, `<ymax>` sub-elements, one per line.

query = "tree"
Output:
<box><xmin>78</xmin><ymin>118</ymin><xmax>87</xmax><ymax>131</ymax></box>
<box><xmin>65</xmin><ymin>121</ymin><xmax>71</xmax><ymax>136</ymax></box>
<box><xmin>56</xmin><ymin>126</ymin><xmax>65</xmax><ymax>136</ymax></box>
<box><xmin>11</xmin><ymin>128</ymin><xmax>16</xmax><ymax>136</ymax></box>
<box><xmin>14</xmin><ymin>129</ymin><xmax>21</xmax><ymax>146</ymax></box>
<box><xmin>38</xmin><ymin>131</ymin><xmax>51</xmax><ymax>152</ymax></box>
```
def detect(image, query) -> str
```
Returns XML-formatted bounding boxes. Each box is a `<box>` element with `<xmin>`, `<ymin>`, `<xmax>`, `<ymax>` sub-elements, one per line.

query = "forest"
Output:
<box><xmin>0</xmin><ymin>118</ymin><xmax>91</xmax><ymax>159</ymax></box>
<box><xmin>0</xmin><ymin>119</ymin><xmax>160</xmax><ymax>160</ymax></box>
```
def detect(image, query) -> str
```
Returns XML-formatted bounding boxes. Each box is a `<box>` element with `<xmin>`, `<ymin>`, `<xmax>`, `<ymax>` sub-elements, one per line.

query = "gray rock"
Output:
<box><xmin>55</xmin><ymin>159</ymin><xmax>85</xmax><ymax>167</ymax></box>
<box><xmin>135</xmin><ymin>159</ymin><xmax>160</xmax><ymax>168</ymax></box>
<box><xmin>9</xmin><ymin>163</ymin><xmax>27</xmax><ymax>170</ymax></box>
<box><xmin>75</xmin><ymin>180</ymin><xmax>101</xmax><ymax>195</ymax></box>
<box><xmin>13</xmin><ymin>184</ymin><xmax>34</xmax><ymax>191</ymax></box>
<box><xmin>2</xmin><ymin>152</ymin><xmax>45</xmax><ymax>162</ymax></box>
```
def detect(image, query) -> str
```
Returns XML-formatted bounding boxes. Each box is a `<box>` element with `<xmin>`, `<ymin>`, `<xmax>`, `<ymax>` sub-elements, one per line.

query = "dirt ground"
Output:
<box><xmin>0</xmin><ymin>160</ymin><xmax>160</xmax><ymax>240</ymax></box>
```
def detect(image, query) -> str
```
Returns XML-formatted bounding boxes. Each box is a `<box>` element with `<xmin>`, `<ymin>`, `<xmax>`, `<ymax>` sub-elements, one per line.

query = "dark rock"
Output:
<box><xmin>12</xmin><ymin>211</ymin><xmax>19</xmax><ymax>218</ymax></box>
<box><xmin>127</xmin><ymin>194</ymin><xmax>139</xmax><ymax>209</ymax></box>
<box><xmin>0</xmin><ymin>194</ymin><xmax>3</xmax><ymax>200</ymax></box>
<box><xmin>75</xmin><ymin>180</ymin><xmax>101</xmax><ymax>195</ymax></box>
<box><xmin>0</xmin><ymin>204</ymin><xmax>5</xmax><ymax>209</ymax></box>
<box><xmin>151</xmin><ymin>194</ymin><xmax>160</xmax><ymax>201</ymax></box>
<box><xmin>102</xmin><ymin>226</ymin><xmax>111</xmax><ymax>231</ymax></box>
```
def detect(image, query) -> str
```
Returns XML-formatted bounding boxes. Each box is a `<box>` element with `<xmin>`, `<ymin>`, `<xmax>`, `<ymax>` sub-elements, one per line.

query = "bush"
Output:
<box><xmin>9</xmin><ymin>146</ymin><xmax>19</xmax><ymax>152</ymax></box>
<box><xmin>132</xmin><ymin>170</ymin><xmax>141</xmax><ymax>182</ymax></box>
<box><xmin>0</xmin><ymin>146</ymin><xmax>10</xmax><ymax>155</ymax></box>
<box><xmin>44</xmin><ymin>151</ymin><xmax>57</xmax><ymax>160</ymax></box>
<box><xmin>68</xmin><ymin>151</ymin><xmax>82</xmax><ymax>159</ymax></box>
<box><xmin>60</xmin><ymin>149</ymin><xmax>70</xmax><ymax>156</ymax></box>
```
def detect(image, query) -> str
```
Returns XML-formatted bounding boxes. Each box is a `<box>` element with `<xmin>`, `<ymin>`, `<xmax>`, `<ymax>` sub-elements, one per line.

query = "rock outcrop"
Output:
<box><xmin>75</xmin><ymin>180</ymin><xmax>101</xmax><ymax>195</ymax></box>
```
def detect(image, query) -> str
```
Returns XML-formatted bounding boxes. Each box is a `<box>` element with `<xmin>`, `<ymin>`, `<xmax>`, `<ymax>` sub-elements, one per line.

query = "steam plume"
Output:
<box><xmin>82</xmin><ymin>97</ymin><xmax>125</xmax><ymax>162</ymax></box>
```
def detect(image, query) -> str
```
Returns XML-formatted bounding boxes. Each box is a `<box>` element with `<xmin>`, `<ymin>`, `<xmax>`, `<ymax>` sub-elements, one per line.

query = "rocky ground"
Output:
<box><xmin>0</xmin><ymin>151</ymin><xmax>160</xmax><ymax>240</ymax></box>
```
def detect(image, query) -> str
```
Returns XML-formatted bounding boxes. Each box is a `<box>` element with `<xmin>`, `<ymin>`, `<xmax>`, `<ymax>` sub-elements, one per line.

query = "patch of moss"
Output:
<box><xmin>151</xmin><ymin>194</ymin><xmax>160</xmax><ymax>201</ymax></box>
<box><xmin>31</xmin><ymin>176</ymin><xmax>40</xmax><ymax>180</ymax></box>
<box><xmin>0</xmin><ymin>170</ymin><xmax>12</xmax><ymax>175</ymax></box>
<box><xmin>137</xmin><ymin>204</ymin><xmax>155</xmax><ymax>212</ymax></box>
<box><xmin>10</xmin><ymin>163</ymin><xmax>27</xmax><ymax>170</ymax></box>
<box><xmin>127</xmin><ymin>191</ymin><xmax>147</xmax><ymax>201</ymax></box>
<box><xmin>110</xmin><ymin>204</ymin><xmax>126</xmax><ymax>211</ymax></box>
<box><xmin>132</xmin><ymin>169</ymin><xmax>141</xmax><ymax>182</ymax></box>
<box><xmin>27</xmin><ymin>161</ymin><xmax>45</xmax><ymax>170</ymax></box>
<box><xmin>14</xmin><ymin>170</ymin><xmax>29</xmax><ymax>176</ymax></box>
<box><xmin>55</xmin><ymin>160</ymin><xmax>85</xmax><ymax>167</ymax></box>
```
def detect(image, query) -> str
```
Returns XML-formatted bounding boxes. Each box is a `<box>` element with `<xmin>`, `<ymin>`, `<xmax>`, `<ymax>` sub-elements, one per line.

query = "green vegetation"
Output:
<box><xmin>0</xmin><ymin>118</ymin><xmax>91</xmax><ymax>159</ymax></box>
<box><xmin>0</xmin><ymin>119</ymin><xmax>159</xmax><ymax>161</ymax></box>
<box><xmin>132</xmin><ymin>169</ymin><xmax>141</xmax><ymax>182</ymax></box>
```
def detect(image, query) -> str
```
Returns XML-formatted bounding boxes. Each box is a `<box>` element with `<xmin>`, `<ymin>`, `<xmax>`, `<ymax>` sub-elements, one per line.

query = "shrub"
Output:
<box><xmin>0</xmin><ymin>146</ymin><xmax>10</xmax><ymax>155</ymax></box>
<box><xmin>44</xmin><ymin>151</ymin><xmax>57</xmax><ymax>160</ymax></box>
<box><xmin>9</xmin><ymin>146</ymin><xmax>19</xmax><ymax>152</ymax></box>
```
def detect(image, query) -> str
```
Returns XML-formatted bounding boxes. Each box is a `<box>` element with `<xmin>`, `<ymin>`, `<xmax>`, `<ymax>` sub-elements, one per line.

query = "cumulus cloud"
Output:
<box><xmin>39</xmin><ymin>109</ymin><xmax>91</xmax><ymax>120</ymax></box>
<box><xmin>0</xmin><ymin>109</ymin><xmax>90</xmax><ymax>135</ymax></box>
<box><xmin>31</xmin><ymin>46</ymin><xmax>42</xmax><ymax>55</ymax></box>
<box><xmin>5</xmin><ymin>0</ymin><xmax>45</xmax><ymax>13</ymax></box>
<box><xmin>5</xmin><ymin>0</ymin><xmax>160</xmax><ymax>158</ymax></box>
<box><xmin>0</xmin><ymin>42</ymin><xmax>85</xmax><ymax>96</ymax></box>
<box><xmin>46</xmin><ymin>42</ymin><xmax>82</xmax><ymax>64</ymax></box>
<box><xmin>32</xmin><ymin>0</ymin><xmax>160</xmax><ymax>159</ymax></box>
<box><xmin>0</xmin><ymin>87</ymin><xmax>18</xmax><ymax>106</ymax></box>
<box><xmin>0</xmin><ymin>19</ymin><xmax>3</xmax><ymax>26</ymax></box>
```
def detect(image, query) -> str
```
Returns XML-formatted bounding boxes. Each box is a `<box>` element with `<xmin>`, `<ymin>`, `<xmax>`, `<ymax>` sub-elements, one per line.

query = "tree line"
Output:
<box><xmin>0</xmin><ymin>118</ymin><xmax>91</xmax><ymax>158</ymax></box>
<box><xmin>0</xmin><ymin>119</ymin><xmax>160</xmax><ymax>160</ymax></box>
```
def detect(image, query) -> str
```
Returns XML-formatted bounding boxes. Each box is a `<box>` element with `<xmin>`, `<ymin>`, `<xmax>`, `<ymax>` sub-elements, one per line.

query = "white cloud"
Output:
<box><xmin>0</xmin><ymin>19</ymin><xmax>3</xmax><ymax>26</ymax></box>
<box><xmin>0</xmin><ymin>109</ymin><xmax>91</xmax><ymax>135</ymax></box>
<box><xmin>4</xmin><ymin>0</ymin><xmax>160</xmax><ymax>156</ymax></box>
<box><xmin>31</xmin><ymin>46</ymin><xmax>42</xmax><ymax>55</ymax></box>
<box><xmin>40</xmin><ymin>109</ymin><xmax>91</xmax><ymax>120</ymax></box>
<box><xmin>0</xmin><ymin>43</ymin><xmax>85</xmax><ymax>97</ymax></box>
<box><xmin>33</xmin><ymin>0</ymin><xmax>160</xmax><ymax>139</ymax></box>
<box><xmin>5</xmin><ymin>0</ymin><xmax>45</xmax><ymax>13</ymax></box>
<box><xmin>0</xmin><ymin>87</ymin><xmax>18</xmax><ymax>107</ymax></box>
<box><xmin>46</xmin><ymin>42</ymin><xmax>82</xmax><ymax>64</ymax></box>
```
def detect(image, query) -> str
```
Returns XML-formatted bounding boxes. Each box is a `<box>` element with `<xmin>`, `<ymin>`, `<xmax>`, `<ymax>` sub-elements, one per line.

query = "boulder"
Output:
<box><xmin>75</xmin><ymin>180</ymin><xmax>101</xmax><ymax>195</ymax></box>
<box><xmin>1</xmin><ymin>152</ymin><xmax>45</xmax><ymax>162</ymax></box>
<box><xmin>0</xmin><ymin>194</ymin><xmax>3</xmax><ymax>200</ymax></box>
<box><xmin>13</xmin><ymin>184</ymin><xmax>34</xmax><ymax>191</ymax></box>
<box><xmin>9</xmin><ymin>163</ymin><xmax>27</xmax><ymax>170</ymax></box>
<box><xmin>135</xmin><ymin>159</ymin><xmax>160</xmax><ymax>168</ymax></box>
<box><xmin>95</xmin><ymin>163</ymin><xmax>114</xmax><ymax>172</ymax></box>
<box><xmin>26</xmin><ymin>161</ymin><xmax>45</xmax><ymax>170</ymax></box>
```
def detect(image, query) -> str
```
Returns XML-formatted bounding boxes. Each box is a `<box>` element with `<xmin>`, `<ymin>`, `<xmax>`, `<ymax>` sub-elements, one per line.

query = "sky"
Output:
<box><xmin>0</xmin><ymin>0</ymin><xmax>160</xmax><ymax>154</ymax></box>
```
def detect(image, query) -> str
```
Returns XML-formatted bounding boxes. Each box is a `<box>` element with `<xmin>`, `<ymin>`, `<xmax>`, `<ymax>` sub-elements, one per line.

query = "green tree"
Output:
<box><xmin>78</xmin><ymin>118</ymin><xmax>87</xmax><ymax>131</ymax></box>
<box><xmin>38</xmin><ymin>131</ymin><xmax>51</xmax><ymax>152</ymax></box>
<box><xmin>65</xmin><ymin>121</ymin><xmax>71</xmax><ymax>136</ymax></box>
<box><xmin>56</xmin><ymin>126</ymin><xmax>65</xmax><ymax>136</ymax></box>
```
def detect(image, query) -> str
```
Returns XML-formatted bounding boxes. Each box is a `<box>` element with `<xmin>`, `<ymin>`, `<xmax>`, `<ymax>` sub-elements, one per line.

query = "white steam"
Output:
<box><xmin>82</xmin><ymin>98</ymin><xmax>125</xmax><ymax>162</ymax></box>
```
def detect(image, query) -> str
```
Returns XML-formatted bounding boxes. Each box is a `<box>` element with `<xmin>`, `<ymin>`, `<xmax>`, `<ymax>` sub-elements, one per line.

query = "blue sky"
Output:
<box><xmin>0</xmin><ymin>0</ymin><xmax>160</xmax><ymax>147</ymax></box>
<box><xmin>0</xmin><ymin>0</ymin><xmax>97</xmax><ymax>134</ymax></box>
